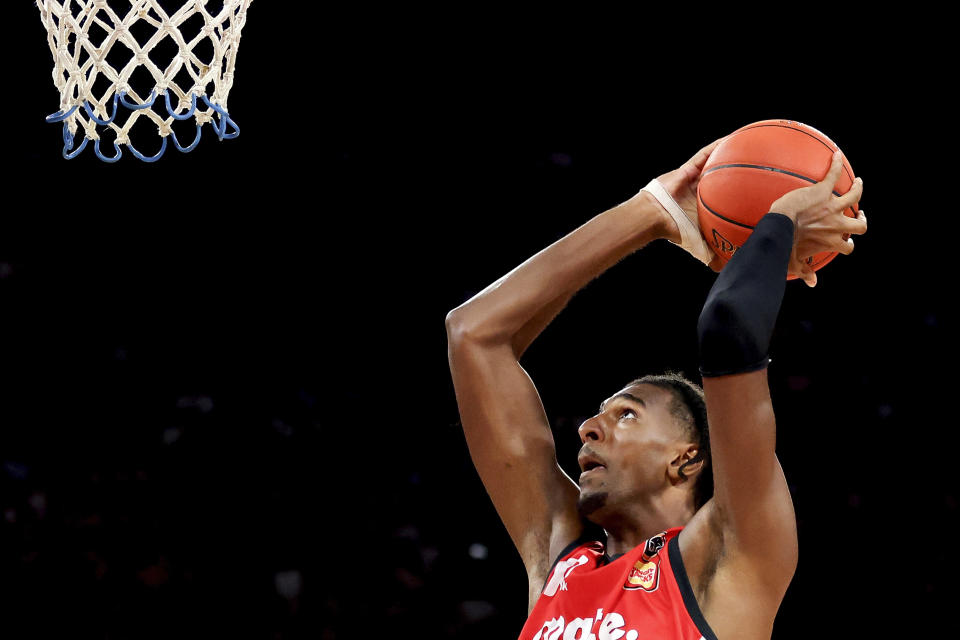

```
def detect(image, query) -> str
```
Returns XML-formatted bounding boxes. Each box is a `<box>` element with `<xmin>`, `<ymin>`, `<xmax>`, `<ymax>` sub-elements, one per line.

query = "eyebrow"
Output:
<box><xmin>600</xmin><ymin>392</ymin><xmax>646</xmax><ymax>413</ymax></box>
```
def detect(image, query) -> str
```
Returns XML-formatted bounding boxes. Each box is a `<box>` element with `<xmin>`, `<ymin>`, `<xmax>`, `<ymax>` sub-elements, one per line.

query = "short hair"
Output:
<box><xmin>628</xmin><ymin>372</ymin><xmax>713</xmax><ymax>510</ymax></box>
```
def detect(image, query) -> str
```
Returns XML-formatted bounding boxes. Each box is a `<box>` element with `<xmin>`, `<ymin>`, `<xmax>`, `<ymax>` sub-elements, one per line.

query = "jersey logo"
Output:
<box><xmin>542</xmin><ymin>554</ymin><xmax>589</xmax><ymax>597</ymax></box>
<box><xmin>623</xmin><ymin>531</ymin><xmax>666</xmax><ymax>592</ymax></box>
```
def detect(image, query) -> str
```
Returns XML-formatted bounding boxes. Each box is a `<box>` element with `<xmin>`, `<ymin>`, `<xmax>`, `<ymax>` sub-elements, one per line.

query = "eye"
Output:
<box><xmin>619</xmin><ymin>408</ymin><xmax>637</xmax><ymax>420</ymax></box>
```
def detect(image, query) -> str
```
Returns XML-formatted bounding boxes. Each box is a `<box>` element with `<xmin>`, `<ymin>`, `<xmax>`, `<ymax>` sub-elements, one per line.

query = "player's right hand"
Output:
<box><xmin>768</xmin><ymin>150</ymin><xmax>867</xmax><ymax>287</ymax></box>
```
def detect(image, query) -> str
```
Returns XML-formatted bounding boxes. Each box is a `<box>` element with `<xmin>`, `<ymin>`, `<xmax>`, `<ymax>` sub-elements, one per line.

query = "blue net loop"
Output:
<box><xmin>202</xmin><ymin>95</ymin><xmax>240</xmax><ymax>140</ymax></box>
<box><xmin>46</xmin><ymin>92</ymin><xmax>240</xmax><ymax>162</ymax></box>
<box><xmin>62</xmin><ymin>122</ymin><xmax>75</xmax><ymax>148</ymax></box>
<box><xmin>93</xmin><ymin>138</ymin><xmax>122</xmax><ymax>163</ymax></box>
<box><xmin>169</xmin><ymin>125</ymin><xmax>204</xmax><ymax>153</ymax></box>
<box><xmin>46</xmin><ymin>104</ymin><xmax>79</xmax><ymax>123</ymax></box>
<box><xmin>61</xmin><ymin>121</ymin><xmax>89</xmax><ymax>159</ymax></box>
<box><xmin>82</xmin><ymin>92</ymin><xmax>121</xmax><ymax>125</ymax></box>
<box><xmin>164</xmin><ymin>91</ymin><xmax>198</xmax><ymax>121</ymax></box>
<box><xmin>127</xmin><ymin>135</ymin><xmax>169</xmax><ymax>163</ymax></box>
<box><xmin>62</xmin><ymin>130</ymin><xmax>88</xmax><ymax>159</ymax></box>
<box><xmin>119</xmin><ymin>89</ymin><xmax>158</xmax><ymax>111</ymax></box>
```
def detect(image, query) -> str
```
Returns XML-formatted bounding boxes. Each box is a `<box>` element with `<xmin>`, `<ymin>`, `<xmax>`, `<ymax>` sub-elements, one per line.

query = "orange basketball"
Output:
<box><xmin>697</xmin><ymin>119</ymin><xmax>858</xmax><ymax>277</ymax></box>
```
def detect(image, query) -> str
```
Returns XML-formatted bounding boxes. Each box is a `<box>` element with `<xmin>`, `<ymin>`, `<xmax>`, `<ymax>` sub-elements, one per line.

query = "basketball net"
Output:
<box><xmin>36</xmin><ymin>0</ymin><xmax>254</xmax><ymax>162</ymax></box>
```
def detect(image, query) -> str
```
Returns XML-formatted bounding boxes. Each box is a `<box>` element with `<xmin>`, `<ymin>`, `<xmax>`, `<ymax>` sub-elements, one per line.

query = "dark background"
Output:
<box><xmin>3</xmin><ymin>3</ymin><xmax>955</xmax><ymax>638</ymax></box>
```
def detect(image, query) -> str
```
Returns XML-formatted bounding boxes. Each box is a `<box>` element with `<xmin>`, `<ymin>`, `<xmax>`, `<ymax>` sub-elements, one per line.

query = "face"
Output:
<box><xmin>576</xmin><ymin>383</ymin><xmax>693</xmax><ymax>522</ymax></box>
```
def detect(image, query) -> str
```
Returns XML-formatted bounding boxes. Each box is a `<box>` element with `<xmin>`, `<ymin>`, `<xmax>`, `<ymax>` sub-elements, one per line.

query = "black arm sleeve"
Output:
<box><xmin>697</xmin><ymin>212</ymin><xmax>795</xmax><ymax>378</ymax></box>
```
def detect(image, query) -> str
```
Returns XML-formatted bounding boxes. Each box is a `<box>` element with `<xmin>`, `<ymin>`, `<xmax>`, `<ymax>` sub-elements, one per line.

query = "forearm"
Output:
<box><xmin>698</xmin><ymin>213</ymin><xmax>800</xmax><ymax>570</ymax></box>
<box><xmin>511</xmin><ymin>290</ymin><xmax>576</xmax><ymax>359</ymax></box>
<box><xmin>447</xmin><ymin>191</ymin><xmax>671</xmax><ymax>347</ymax></box>
<box><xmin>697</xmin><ymin>212</ymin><xmax>795</xmax><ymax>377</ymax></box>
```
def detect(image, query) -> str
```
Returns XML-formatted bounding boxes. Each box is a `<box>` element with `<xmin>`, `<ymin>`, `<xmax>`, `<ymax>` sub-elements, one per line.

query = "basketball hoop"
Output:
<box><xmin>36</xmin><ymin>0</ymin><xmax>254</xmax><ymax>162</ymax></box>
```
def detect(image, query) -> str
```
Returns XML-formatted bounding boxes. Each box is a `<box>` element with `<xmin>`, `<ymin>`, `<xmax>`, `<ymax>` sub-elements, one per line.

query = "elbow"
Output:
<box><xmin>697</xmin><ymin>292</ymin><xmax>745</xmax><ymax>352</ymax></box>
<box><xmin>445</xmin><ymin>307</ymin><xmax>471</xmax><ymax>344</ymax></box>
<box><xmin>697</xmin><ymin>293</ymin><xmax>766</xmax><ymax>377</ymax></box>
<box><xmin>445</xmin><ymin>305</ymin><xmax>504</xmax><ymax>347</ymax></box>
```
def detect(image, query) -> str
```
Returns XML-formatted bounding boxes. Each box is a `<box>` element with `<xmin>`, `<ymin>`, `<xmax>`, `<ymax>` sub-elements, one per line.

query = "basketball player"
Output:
<box><xmin>445</xmin><ymin>138</ymin><xmax>866</xmax><ymax>639</ymax></box>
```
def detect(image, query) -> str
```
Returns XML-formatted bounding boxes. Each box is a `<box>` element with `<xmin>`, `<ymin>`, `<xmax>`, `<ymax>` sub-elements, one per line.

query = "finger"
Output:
<box><xmin>689</xmin><ymin>136</ymin><xmax>728</xmax><ymax>172</ymax></box>
<box><xmin>835</xmin><ymin>176</ymin><xmax>863</xmax><ymax>211</ymax></box>
<box><xmin>843</xmin><ymin>208</ymin><xmax>868</xmax><ymax>235</ymax></box>
<box><xmin>791</xmin><ymin>258</ymin><xmax>817</xmax><ymax>287</ymax></box>
<box><xmin>817</xmin><ymin>150</ymin><xmax>845</xmax><ymax>194</ymax></box>
<box><xmin>836</xmin><ymin>236</ymin><xmax>855</xmax><ymax>255</ymax></box>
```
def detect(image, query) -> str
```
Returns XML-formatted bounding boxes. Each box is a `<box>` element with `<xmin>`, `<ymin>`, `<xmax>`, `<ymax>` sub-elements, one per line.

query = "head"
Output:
<box><xmin>576</xmin><ymin>371</ymin><xmax>712</xmax><ymax>527</ymax></box>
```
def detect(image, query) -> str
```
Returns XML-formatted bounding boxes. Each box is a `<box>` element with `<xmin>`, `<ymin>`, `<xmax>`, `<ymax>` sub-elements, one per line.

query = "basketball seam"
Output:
<box><xmin>729</xmin><ymin>123</ymin><xmax>855</xmax><ymax>184</ymax></box>
<box><xmin>701</xmin><ymin>164</ymin><xmax>856</xmax><ymax>215</ymax></box>
<box><xmin>703</xmin><ymin>163</ymin><xmax>818</xmax><ymax>183</ymax></box>
<box><xmin>698</xmin><ymin>196</ymin><xmax>755</xmax><ymax>230</ymax></box>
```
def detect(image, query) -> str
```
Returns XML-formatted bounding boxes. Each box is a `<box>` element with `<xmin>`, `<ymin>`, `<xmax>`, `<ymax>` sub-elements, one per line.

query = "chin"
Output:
<box><xmin>576</xmin><ymin>490</ymin><xmax>608</xmax><ymax>519</ymax></box>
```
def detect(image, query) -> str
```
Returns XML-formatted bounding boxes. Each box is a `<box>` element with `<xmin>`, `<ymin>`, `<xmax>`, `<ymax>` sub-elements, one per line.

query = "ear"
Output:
<box><xmin>668</xmin><ymin>444</ymin><xmax>703</xmax><ymax>485</ymax></box>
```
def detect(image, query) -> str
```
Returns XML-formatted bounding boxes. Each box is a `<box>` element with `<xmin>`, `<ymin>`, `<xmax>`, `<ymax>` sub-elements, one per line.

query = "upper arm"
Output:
<box><xmin>701</xmin><ymin>370</ymin><xmax>798</xmax><ymax>585</ymax></box>
<box><xmin>446</xmin><ymin>314</ymin><xmax>583</xmax><ymax>584</ymax></box>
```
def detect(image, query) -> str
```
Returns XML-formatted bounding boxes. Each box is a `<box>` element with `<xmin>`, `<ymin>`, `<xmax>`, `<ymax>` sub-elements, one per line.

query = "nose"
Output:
<box><xmin>578</xmin><ymin>415</ymin><xmax>605</xmax><ymax>443</ymax></box>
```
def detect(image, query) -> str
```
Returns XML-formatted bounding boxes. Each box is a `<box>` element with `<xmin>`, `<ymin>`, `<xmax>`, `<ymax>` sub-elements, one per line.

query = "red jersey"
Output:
<box><xmin>518</xmin><ymin>527</ymin><xmax>718</xmax><ymax>640</ymax></box>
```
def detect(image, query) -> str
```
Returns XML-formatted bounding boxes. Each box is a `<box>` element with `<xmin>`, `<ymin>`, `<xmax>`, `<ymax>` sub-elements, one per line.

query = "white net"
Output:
<box><xmin>36</xmin><ymin>0</ymin><xmax>254</xmax><ymax>161</ymax></box>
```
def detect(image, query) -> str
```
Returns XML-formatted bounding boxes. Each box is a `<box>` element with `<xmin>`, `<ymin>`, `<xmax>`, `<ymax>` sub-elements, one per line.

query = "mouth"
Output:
<box><xmin>578</xmin><ymin>450</ymin><xmax>608</xmax><ymax>479</ymax></box>
<box><xmin>580</xmin><ymin>463</ymin><xmax>606</xmax><ymax>477</ymax></box>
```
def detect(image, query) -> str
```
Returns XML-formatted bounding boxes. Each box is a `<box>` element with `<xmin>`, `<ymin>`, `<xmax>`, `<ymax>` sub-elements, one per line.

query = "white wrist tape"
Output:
<box><xmin>641</xmin><ymin>178</ymin><xmax>714</xmax><ymax>266</ymax></box>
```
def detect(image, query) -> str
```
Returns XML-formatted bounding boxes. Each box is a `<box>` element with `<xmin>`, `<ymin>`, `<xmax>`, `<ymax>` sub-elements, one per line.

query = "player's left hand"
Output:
<box><xmin>769</xmin><ymin>150</ymin><xmax>868</xmax><ymax>287</ymax></box>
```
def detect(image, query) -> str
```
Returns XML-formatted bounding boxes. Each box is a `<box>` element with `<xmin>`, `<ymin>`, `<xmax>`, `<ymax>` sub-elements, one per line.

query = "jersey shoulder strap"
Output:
<box><xmin>540</xmin><ymin>519</ymin><xmax>606</xmax><ymax>592</ymax></box>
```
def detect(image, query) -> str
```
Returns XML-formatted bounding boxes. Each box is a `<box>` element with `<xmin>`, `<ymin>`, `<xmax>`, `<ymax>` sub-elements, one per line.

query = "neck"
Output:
<box><xmin>598</xmin><ymin>495</ymin><xmax>695</xmax><ymax>559</ymax></box>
